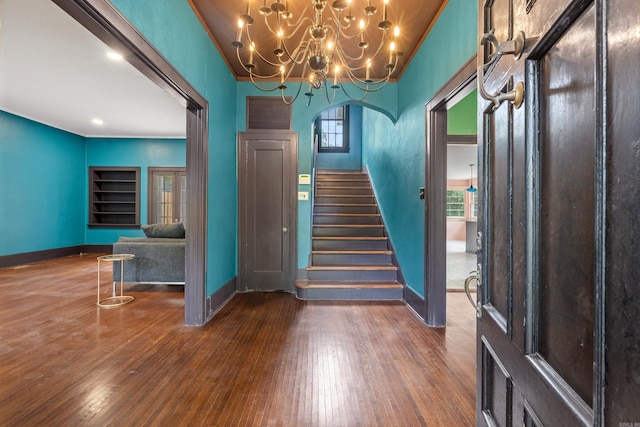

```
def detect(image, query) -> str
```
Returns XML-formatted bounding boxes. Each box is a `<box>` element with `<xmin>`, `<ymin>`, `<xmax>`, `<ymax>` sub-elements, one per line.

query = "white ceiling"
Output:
<box><xmin>447</xmin><ymin>144</ymin><xmax>478</xmax><ymax>180</ymax></box>
<box><xmin>0</xmin><ymin>0</ymin><xmax>186</xmax><ymax>138</ymax></box>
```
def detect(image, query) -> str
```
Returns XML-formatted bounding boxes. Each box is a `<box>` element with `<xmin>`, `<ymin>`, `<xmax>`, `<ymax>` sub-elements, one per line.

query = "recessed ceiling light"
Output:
<box><xmin>92</xmin><ymin>118</ymin><xmax>104</xmax><ymax>126</ymax></box>
<box><xmin>107</xmin><ymin>51</ymin><xmax>123</xmax><ymax>61</ymax></box>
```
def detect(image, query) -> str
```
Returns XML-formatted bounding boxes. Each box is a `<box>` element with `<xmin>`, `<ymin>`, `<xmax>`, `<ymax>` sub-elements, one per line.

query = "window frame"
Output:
<box><xmin>316</xmin><ymin>105</ymin><xmax>350</xmax><ymax>153</ymax></box>
<box><xmin>446</xmin><ymin>189</ymin><xmax>466</xmax><ymax>218</ymax></box>
<box><xmin>147</xmin><ymin>167</ymin><xmax>187</xmax><ymax>225</ymax></box>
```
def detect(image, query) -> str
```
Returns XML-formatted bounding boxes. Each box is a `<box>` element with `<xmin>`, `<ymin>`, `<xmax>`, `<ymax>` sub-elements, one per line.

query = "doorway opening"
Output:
<box><xmin>55</xmin><ymin>0</ymin><xmax>209</xmax><ymax>325</ymax></box>
<box><xmin>445</xmin><ymin>139</ymin><xmax>478</xmax><ymax>292</ymax></box>
<box><xmin>424</xmin><ymin>55</ymin><xmax>477</xmax><ymax>327</ymax></box>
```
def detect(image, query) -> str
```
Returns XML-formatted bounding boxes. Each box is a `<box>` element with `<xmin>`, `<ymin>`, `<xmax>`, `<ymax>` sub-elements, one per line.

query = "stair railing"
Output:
<box><xmin>312</xmin><ymin>133</ymin><xmax>319</xmax><ymax>201</ymax></box>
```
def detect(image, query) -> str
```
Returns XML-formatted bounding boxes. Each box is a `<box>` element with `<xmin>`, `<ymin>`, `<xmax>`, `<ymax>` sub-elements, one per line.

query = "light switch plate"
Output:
<box><xmin>299</xmin><ymin>174</ymin><xmax>311</xmax><ymax>185</ymax></box>
<box><xmin>298</xmin><ymin>191</ymin><xmax>309</xmax><ymax>201</ymax></box>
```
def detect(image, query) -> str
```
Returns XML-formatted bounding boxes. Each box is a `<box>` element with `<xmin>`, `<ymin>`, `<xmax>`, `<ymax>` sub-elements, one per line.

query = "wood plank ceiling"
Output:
<box><xmin>188</xmin><ymin>0</ymin><xmax>446</xmax><ymax>81</ymax></box>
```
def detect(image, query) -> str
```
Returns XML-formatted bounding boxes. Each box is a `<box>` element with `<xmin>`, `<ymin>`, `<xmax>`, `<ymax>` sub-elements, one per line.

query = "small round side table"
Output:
<box><xmin>97</xmin><ymin>254</ymin><xmax>135</xmax><ymax>307</ymax></box>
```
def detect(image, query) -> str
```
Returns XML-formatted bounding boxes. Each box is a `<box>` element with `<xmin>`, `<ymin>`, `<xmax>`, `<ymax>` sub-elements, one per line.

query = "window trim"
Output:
<box><xmin>147</xmin><ymin>167</ymin><xmax>187</xmax><ymax>225</ymax></box>
<box><xmin>316</xmin><ymin>105</ymin><xmax>350</xmax><ymax>153</ymax></box>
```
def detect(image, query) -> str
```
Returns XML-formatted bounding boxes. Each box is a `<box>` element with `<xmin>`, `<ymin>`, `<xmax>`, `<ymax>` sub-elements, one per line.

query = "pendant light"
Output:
<box><xmin>466</xmin><ymin>164</ymin><xmax>477</xmax><ymax>193</ymax></box>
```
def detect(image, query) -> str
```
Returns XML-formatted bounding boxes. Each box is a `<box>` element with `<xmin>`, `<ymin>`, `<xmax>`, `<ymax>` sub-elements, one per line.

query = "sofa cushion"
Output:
<box><xmin>141</xmin><ymin>222</ymin><xmax>185</xmax><ymax>238</ymax></box>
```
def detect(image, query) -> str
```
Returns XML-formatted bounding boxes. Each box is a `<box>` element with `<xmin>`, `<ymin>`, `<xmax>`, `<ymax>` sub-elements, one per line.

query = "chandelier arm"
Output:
<box><xmin>338</xmin><ymin>80</ymin><xmax>369</xmax><ymax>102</ymax></box>
<box><xmin>237</xmin><ymin>45</ymin><xmax>286</xmax><ymax>75</ymax></box>
<box><xmin>249</xmin><ymin>72</ymin><xmax>289</xmax><ymax>92</ymax></box>
<box><xmin>365</xmin><ymin>30</ymin><xmax>389</xmax><ymax>62</ymax></box>
<box><xmin>280</xmin><ymin>38</ymin><xmax>310</xmax><ymax>66</ymax></box>
<box><xmin>333</xmin><ymin>49</ymin><xmax>367</xmax><ymax>73</ymax></box>
<box><xmin>282</xmin><ymin>4</ymin><xmax>312</xmax><ymax>29</ymax></box>
<box><xmin>280</xmin><ymin>78</ymin><xmax>305</xmax><ymax>105</ymax></box>
<box><xmin>343</xmin><ymin>66</ymin><xmax>393</xmax><ymax>91</ymax></box>
<box><xmin>324</xmin><ymin>84</ymin><xmax>338</xmax><ymax>105</ymax></box>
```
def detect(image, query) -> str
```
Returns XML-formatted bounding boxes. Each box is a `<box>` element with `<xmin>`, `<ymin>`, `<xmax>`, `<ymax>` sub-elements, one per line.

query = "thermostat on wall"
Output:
<box><xmin>299</xmin><ymin>174</ymin><xmax>311</xmax><ymax>185</ymax></box>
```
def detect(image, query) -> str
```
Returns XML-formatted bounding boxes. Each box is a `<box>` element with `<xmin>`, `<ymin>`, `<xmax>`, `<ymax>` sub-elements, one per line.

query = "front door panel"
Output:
<box><xmin>478</xmin><ymin>0</ymin><xmax>599</xmax><ymax>424</ymax></box>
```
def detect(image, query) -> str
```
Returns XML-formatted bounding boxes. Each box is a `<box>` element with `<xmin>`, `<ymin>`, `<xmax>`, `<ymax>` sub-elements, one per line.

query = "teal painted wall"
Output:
<box><xmin>0</xmin><ymin>111</ymin><xmax>85</xmax><ymax>256</ymax></box>
<box><xmin>85</xmin><ymin>138</ymin><xmax>185</xmax><ymax>245</ymax></box>
<box><xmin>236</xmin><ymin>82</ymin><xmax>398</xmax><ymax>268</ymax></box>
<box><xmin>110</xmin><ymin>0</ymin><xmax>239</xmax><ymax>296</ymax></box>
<box><xmin>316</xmin><ymin>105</ymin><xmax>363</xmax><ymax>171</ymax></box>
<box><xmin>448</xmin><ymin>89</ymin><xmax>478</xmax><ymax>135</ymax></box>
<box><xmin>363</xmin><ymin>0</ymin><xmax>478</xmax><ymax>297</ymax></box>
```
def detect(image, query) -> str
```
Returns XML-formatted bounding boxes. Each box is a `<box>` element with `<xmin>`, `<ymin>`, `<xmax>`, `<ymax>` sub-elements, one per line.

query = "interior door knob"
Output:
<box><xmin>464</xmin><ymin>270</ymin><xmax>482</xmax><ymax>318</ymax></box>
<box><xmin>282</xmin><ymin>226</ymin><xmax>288</xmax><ymax>233</ymax></box>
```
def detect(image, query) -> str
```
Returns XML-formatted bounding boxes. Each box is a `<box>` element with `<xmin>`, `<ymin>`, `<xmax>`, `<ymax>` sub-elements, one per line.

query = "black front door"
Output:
<box><xmin>475</xmin><ymin>0</ymin><xmax>640</xmax><ymax>424</ymax></box>
<box><xmin>238</xmin><ymin>131</ymin><xmax>297</xmax><ymax>292</ymax></box>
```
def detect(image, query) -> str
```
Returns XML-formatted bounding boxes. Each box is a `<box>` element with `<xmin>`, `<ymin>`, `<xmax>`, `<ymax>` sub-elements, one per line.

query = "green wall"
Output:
<box><xmin>362</xmin><ymin>0</ymin><xmax>478</xmax><ymax>297</ymax></box>
<box><xmin>448</xmin><ymin>89</ymin><xmax>478</xmax><ymax>135</ymax></box>
<box><xmin>110</xmin><ymin>0</ymin><xmax>239</xmax><ymax>296</ymax></box>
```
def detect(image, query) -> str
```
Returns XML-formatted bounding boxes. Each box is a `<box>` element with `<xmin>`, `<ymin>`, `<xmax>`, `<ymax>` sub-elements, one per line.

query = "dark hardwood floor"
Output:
<box><xmin>0</xmin><ymin>254</ymin><xmax>476</xmax><ymax>426</ymax></box>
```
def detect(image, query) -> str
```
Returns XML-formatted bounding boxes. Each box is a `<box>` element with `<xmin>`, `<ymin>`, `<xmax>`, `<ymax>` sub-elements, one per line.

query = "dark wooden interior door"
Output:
<box><xmin>238</xmin><ymin>131</ymin><xmax>297</xmax><ymax>292</ymax></box>
<box><xmin>476</xmin><ymin>0</ymin><xmax>607</xmax><ymax>424</ymax></box>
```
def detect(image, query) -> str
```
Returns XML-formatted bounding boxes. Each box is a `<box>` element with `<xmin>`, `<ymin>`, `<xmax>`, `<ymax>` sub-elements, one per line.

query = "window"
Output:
<box><xmin>316</xmin><ymin>105</ymin><xmax>349</xmax><ymax>153</ymax></box>
<box><xmin>446</xmin><ymin>190</ymin><xmax>465</xmax><ymax>217</ymax></box>
<box><xmin>148</xmin><ymin>167</ymin><xmax>187</xmax><ymax>226</ymax></box>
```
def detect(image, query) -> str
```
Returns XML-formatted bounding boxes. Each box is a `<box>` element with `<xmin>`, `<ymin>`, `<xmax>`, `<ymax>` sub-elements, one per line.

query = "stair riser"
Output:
<box><xmin>317</xmin><ymin>174</ymin><xmax>367</xmax><ymax>180</ymax></box>
<box><xmin>315</xmin><ymin>196</ymin><xmax>376</xmax><ymax>204</ymax></box>
<box><xmin>308</xmin><ymin>269</ymin><xmax>398</xmax><ymax>281</ymax></box>
<box><xmin>314</xmin><ymin>205</ymin><xmax>379</xmax><ymax>214</ymax></box>
<box><xmin>316</xmin><ymin>188</ymin><xmax>373</xmax><ymax>196</ymax></box>
<box><xmin>313</xmin><ymin>227</ymin><xmax>385</xmax><ymax>237</ymax></box>
<box><xmin>312</xmin><ymin>254</ymin><xmax>392</xmax><ymax>265</ymax></box>
<box><xmin>317</xmin><ymin>181</ymin><xmax>371</xmax><ymax>188</ymax></box>
<box><xmin>313</xmin><ymin>215</ymin><xmax>381</xmax><ymax>225</ymax></box>
<box><xmin>312</xmin><ymin>240</ymin><xmax>389</xmax><ymax>250</ymax></box>
<box><xmin>296</xmin><ymin>287</ymin><xmax>403</xmax><ymax>301</ymax></box>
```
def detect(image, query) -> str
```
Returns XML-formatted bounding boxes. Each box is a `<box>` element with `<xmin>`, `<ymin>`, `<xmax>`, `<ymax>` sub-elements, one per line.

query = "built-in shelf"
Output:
<box><xmin>89</xmin><ymin>167</ymin><xmax>140</xmax><ymax>228</ymax></box>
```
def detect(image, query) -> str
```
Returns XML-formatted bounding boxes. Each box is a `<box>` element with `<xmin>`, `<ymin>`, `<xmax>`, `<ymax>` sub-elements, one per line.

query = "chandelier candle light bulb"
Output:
<box><xmin>365</xmin><ymin>58</ymin><xmax>371</xmax><ymax>82</ymax></box>
<box><xmin>389</xmin><ymin>41</ymin><xmax>395</xmax><ymax>65</ymax></box>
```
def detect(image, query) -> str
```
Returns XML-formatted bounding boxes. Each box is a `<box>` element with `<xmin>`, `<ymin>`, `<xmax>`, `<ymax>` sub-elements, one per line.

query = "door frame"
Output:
<box><xmin>424</xmin><ymin>55</ymin><xmax>477</xmax><ymax>327</ymax></box>
<box><xmin>237</xmin><ymin>130</ymin><xmax>298</xmax><ymax>292</ymax></box>
<box><xmin>53</xmin><ymin>0</ymin><xmax>209</xmax><ymax>325</ymax></box>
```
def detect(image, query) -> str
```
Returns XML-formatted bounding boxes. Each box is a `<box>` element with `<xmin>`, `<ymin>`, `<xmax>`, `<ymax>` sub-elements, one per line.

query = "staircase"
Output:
<box><xmin>295</xmin><ymin>170</ymin><xmax>403</xmax><ymax>300</ymax></box>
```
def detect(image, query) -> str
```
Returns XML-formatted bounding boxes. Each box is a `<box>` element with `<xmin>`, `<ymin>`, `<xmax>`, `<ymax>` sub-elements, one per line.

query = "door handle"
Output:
<box><xmin>282</xmin><ymin>226</ymin><xmax>288</xmax><ymax>233</ymax></box>
<box><xmin>464</xmin><ymin>269</ymin><xmax>482</xmax><ymax>318</ymax></box>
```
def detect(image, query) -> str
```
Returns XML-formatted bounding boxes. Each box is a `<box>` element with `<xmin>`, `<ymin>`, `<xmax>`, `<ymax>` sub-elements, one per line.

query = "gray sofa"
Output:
<box><xmin>112</xmin><ymin>223</ymin><xmax>186</xmax><ymax>284</ymax></box>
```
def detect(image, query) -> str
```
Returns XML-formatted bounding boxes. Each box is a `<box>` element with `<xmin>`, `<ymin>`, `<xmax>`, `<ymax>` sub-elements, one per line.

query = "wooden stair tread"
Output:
<box><xmin>318</xmin><ymin>170</ymin><xmax>366</xmax><ymax>174</ymax></box>
<box><xmin>313</xmin><ymin>236</ymin><xmax>388</xmax><ymax>240</ymax></box>
<box><xmin>306</xmin><ymin>264</ymin><xmax>398</xmax><ymax>271</ymax></box>
<box><xmin>318</xmin><ymin>185</ymin><xmax>370</xmax><ymax>188</ymax></box>
<box><xmin>313</xmin><ymin>224</ymin><xmax>384</xmax><ymax>228</ymax></box>
<box><xmin>317</xmin><ymin>179</ymin><xmax>370</xmax><ymax>182</ymax></box>
<box><xmin>312</xmin><ymin>250</ymin><xmax>392</xmax><ymax>255</ymax></box>
<box><xmin>314</xmin><ymin>203</ymin><xmax>377</xmax><ymax>207</ymax></box>
<box><xmin>316</xmin><ymin>195</ymin><xmax>374</xmax><ymax>198</ymax></box>
<box><xmin>295</xmin><ymin>280</ymin><xmax>403</xmax><ymax>289</ymax></box>
<box><xmin>314</xmin><ymin>213</ymin><xmax>380</xmax><ymax>217</ymax></box>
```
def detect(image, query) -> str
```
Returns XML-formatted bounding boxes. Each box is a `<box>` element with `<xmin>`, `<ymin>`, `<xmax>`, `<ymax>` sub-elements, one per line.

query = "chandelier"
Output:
<box><xmin>233</xmin><ymin>0</ymin><xmax>401</xmax><ymax>104</ymax></box>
